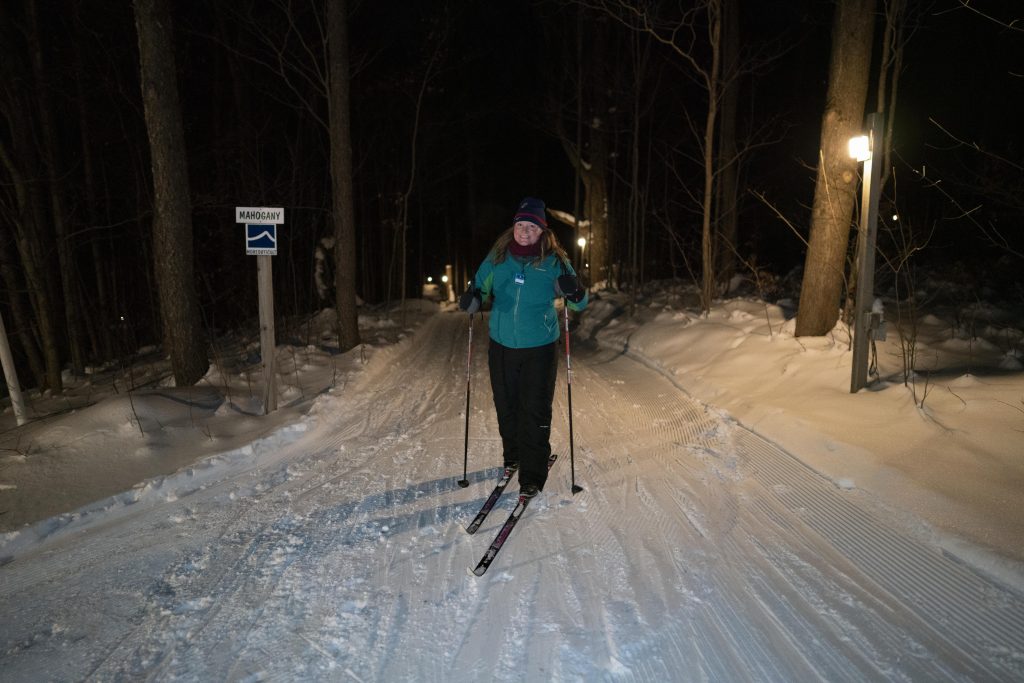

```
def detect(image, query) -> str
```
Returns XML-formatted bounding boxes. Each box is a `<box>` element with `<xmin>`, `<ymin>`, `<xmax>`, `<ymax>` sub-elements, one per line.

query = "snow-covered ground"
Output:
<box><xmin>1</xmin><ymin>285</ymin><xmax>1022</xmax><ymax>680</ymax></box>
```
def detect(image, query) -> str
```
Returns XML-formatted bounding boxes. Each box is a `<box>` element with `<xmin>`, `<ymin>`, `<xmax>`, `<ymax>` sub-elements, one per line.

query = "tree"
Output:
<box><xmin>327</xmin><ymin>0</ymin><xmax>361</xmax><ymax>352</ymax></box>
<box><xmin>581</xmin><ymin>0</ymin><xmax>723</xmax><ymax>311</ymax></box>
<box><xmin>0</xmin><ymin>3</ymin><xmax>64</xmax><ymax>392</ymax></box>
<box><xmin>26</xmin><ymin>0</ymin><xmax>86</xmax><ymax>376</ymax></box>
<box><xmin>387</xmin><ymin>13</ymin><xmax>447</xmax><ymax>321</ymax></box>
<box><xmin>221</xmin><ymin>0</ymin><xmax>362</xmax><ymax>351</ymax></box>
<box><xmin>795</xmin><ymin>0</ymin><xmax>877</xmax><ymax>337</ymax></box>
<box><xmin>133</xmin><ymin>0</ymin><xmax>209</xmax><ymax>385</ymax></box>
<box><xmin>548</xmin><ymin>8</ymin><xmax>615</xmax><ymax>290</ymax></box>
<box><xmin>714</xmin><ymin>0</ymin><xmax>740</xmax><ymax>287</ymax></box>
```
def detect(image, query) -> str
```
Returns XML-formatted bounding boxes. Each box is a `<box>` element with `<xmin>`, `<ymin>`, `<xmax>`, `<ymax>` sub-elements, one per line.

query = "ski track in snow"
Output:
<box><xmin>1</xmin><ymin>313</ymin><xmax>1022</xmax><ymax>681</ymax></box>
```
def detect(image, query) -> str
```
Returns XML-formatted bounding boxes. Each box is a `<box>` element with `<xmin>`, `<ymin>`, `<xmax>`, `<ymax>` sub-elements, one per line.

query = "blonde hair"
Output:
<box><xmin>489</xmin><ymin>227</ymin><xmax>570</xmax><ymax>267</ymax></box>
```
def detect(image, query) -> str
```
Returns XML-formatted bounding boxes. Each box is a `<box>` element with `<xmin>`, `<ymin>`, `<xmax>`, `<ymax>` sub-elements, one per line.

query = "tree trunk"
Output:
<box><xmin>715</xmin><ymin>0</ymin><xmax>740</xmax><ymax>287</ymax></box>
<box><xmin>586</xmin><ymin>23</ymin><xmax>612</xmax><ymax>289</ymax></box>
<box><xmin>555</xmin><ymin>13</ymin><xmax>612</xmax><ymax>290</ymax></box>
<box><xmin>327</xmin><ymin>0</ymin><xmax>361</xmax><ymax>352</ymax></box>
<box><xmin>74</xmin><ymin>46</ymin><xmax>115</xmax><ymax>362</ymax></box>
<box><xmin>582</xmin><ymin>150</ymin><xmax>610</xmax><ymax>288</ymax></box>
<box><xmin>795</xmin><ymin>0</ymin><xmax>877</xmax><ymax>336</ymax></box>
<box><xmin>700</xmin><ymin>0</ymin><xmax>722</xmax><ymax>312</ymax></box>
<box><xmin>0</xmin><ymin>131</ymin><xmax>64</xmax><ymax>393</ymax></box>
<box><xmin>628</xmin><ymin>31</ymin><xmax>642</xmax><ymax>313</ymax></box>
<box><xmin>561</xmin><ymin>126</ymin><xmax>610</xmax><ymax>290</ymax></box>
<box><xmin>27</xmin><ymin>0</ymin><xmax>85</xmax><ymax>375</ymax></box>
<box><xmin>876</xmin><ymin>0</ymin><xmax>906</xmax><ymax>192</ymax></box>
<box><xmin>0</xmin><ymin>237</ymin><xmax>45</xmax><ymax>388</ymax></box>
<box><xmin>134</xmin><ymin>0</ymin><xmax>209</xmax><ymax>385</ymax></box>
<box><xmin>0</xmin><ymin>10</ymin><xmax>63</xmax><ymax>392</ymax></box>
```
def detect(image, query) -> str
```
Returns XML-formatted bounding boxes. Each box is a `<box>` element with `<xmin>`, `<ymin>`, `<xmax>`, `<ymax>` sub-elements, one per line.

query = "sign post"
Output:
<box><xmin>237</xmin><ymin>206</ymin><xmax>284</xmax><ymax>414</ymax></box>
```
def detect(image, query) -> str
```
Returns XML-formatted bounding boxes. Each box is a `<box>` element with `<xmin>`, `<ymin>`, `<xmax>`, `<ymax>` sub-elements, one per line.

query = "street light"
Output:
<box><xmin>849</xmin><ymin>112</ymin><xmax>883</xmax><ymax>393</ymax></box>
<box><xmin>848</xmin><ymin>135</ymin><xmax>870</xmax><ymax>162</ymax></box>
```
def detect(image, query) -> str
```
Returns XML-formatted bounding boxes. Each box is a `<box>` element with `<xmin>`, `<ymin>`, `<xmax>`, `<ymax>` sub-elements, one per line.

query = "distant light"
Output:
<box><xmin>892</xmin><ymin>214</ymin><xmax>899</xmax><ymax>221</ymax></box>
<box><xmin>577</xmin><ymin>237</ymin><xmax>587</xmax><ymax>248</ymax></box>
<box><xmin>441</xmin><ymin>275</ymin><xmax>449</xmax><ymax>283</ymax></box>
<box><xmin>426</xmin><ymin>276</ymin><xmax>433</xmax><ymax>283</ymax></box>
<box><xmin>848</xmin><ymin>135</ymin><xmax>871</xmax><ymax>162</ymax></box>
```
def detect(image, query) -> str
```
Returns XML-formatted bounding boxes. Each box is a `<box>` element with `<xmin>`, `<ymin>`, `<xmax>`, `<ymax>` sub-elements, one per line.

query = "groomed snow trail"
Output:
<box><xmin>2</xmin><ymin>312</ymin><xmax>1022</xmax><ymax>681</ymax></box>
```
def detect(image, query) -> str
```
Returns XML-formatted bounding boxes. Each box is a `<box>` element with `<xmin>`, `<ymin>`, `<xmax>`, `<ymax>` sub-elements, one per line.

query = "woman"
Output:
<box><xmin>459</xmin><ymin>197</ymin><xmax>588</xmax><ymax>497</ymax></box>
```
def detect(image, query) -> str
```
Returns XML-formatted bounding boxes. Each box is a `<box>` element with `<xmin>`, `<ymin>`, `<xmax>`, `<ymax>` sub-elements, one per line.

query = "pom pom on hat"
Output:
<box><xmin>513</xmin><ymin>197</ymin><xmax>547</xmax><ymax>229</ymax></box>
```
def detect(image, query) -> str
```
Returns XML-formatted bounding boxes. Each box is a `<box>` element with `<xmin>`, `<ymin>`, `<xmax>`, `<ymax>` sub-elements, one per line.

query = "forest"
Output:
<box><xmin>0</xmin><ymin>0</ymin><xmax>1020</xmax><ymax>394</ymax></box>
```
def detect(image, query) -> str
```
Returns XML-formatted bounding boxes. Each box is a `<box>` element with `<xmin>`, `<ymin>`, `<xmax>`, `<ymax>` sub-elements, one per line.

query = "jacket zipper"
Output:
<box><xmin>513</xmin><ymin>262</ymin><xmax>522</xmax><ymax>346</ymax></box>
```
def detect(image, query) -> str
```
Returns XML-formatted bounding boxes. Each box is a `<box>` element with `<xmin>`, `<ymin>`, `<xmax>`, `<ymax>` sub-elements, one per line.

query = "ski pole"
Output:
<box><xmin>563</xmin><ymin>303</ymin><xmax>583</xmax><ymax>494</ymax></box>
<box><xmin>458</xmin><ymin>313</ymin><xmax>474</xmax><ymax>488</ymax></box>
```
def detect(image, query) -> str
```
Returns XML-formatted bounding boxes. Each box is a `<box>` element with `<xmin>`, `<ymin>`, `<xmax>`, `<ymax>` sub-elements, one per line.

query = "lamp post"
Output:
<box><xmin>849</xmin><ymin>112</ymin><xmax>883</xmax><ymax>393</ymax></box>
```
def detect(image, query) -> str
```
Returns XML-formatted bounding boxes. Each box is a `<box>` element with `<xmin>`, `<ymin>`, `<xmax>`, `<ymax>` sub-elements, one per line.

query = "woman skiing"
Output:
<box><xmin>459</xmin><ymin>197</ymin><xmax>588</xmax><ymax>497</ymax></box>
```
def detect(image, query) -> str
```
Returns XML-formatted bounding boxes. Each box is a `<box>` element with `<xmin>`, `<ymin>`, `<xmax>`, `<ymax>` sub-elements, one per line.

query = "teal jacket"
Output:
<box><xmin>473</xmin><ymin>252</ymin><xmax>588</xmax><ymax>349</ymax></box>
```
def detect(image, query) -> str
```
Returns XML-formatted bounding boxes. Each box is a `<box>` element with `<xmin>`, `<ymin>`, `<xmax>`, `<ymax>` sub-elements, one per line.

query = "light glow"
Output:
<box><xmin>848</xmin><ymin>135</ymin><xmax>871</xmax><ymax>162</ymax></box>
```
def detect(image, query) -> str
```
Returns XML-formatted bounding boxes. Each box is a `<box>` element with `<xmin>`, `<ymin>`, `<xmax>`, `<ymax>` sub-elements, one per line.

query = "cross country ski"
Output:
<box><xmin>470</xmin><ymin>454</ymin><xmax>558</xmax><ymax>576</ymax></box>
<box><xmin>465</xmin><ymin>453</ymin><xmax>558</xmax><ymax>535</ymax></box>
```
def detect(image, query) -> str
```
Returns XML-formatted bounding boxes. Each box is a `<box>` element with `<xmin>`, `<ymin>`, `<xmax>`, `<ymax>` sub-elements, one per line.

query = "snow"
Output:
<box><xmin>1</xmin><ymin>286</ymin><xmax>1022</xmax><ymax>680</ymax></box>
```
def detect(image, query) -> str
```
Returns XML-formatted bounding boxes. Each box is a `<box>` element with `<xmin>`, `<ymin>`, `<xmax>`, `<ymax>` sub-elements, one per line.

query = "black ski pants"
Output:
<box><xmin>488</xmin><ymin>340</ymin><xmax>558</xmax><ymax>491</ymax></box>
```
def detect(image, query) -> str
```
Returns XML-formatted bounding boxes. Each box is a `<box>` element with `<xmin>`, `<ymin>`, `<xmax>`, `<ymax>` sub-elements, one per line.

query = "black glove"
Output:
<box><xmin>557</xmin><ymin>275</ymin><xmax>585</xmax><ymax>303</ymax></box>
<box><xmin>459</xmin><ymin>288</ymin><xmax>481</xmax><ymax>314</ymax></box>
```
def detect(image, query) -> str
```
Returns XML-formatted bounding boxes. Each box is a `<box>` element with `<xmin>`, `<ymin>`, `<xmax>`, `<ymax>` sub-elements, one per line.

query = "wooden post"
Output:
<box><xmin>257</xmin><ymin>254</ymin><xmax>277</xmax><ymax>414</ymax></box>
<box><xmin>237</xmin><ymin>208</ymin><xmax>283</xmax><ymax>414</ymax></box>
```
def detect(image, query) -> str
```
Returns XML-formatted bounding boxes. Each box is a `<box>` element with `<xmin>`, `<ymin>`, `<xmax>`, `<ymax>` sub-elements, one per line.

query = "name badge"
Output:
<box><xmin>514</xmin><ymin>272</ymin><xmax>525</xmax><ymax>285</ymax></box>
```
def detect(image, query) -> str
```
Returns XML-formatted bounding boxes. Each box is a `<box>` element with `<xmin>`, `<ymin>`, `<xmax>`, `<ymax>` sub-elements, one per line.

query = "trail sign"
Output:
<box><xmin>236</xmin><ymin>206</ymin><xmax>284</xmax><ymax>223</ymax></box>
<box><xmin>235</xmin><ymin>206</ymin><xmax>284</xmax><ymax>413</ymax></box>
<box><xmin>246</xmin><ymin>224</ymin><xmax>277</xmax><ymax>255</ymax></box>
<box><xmin>237</xmin><ymin>206</ymin><xmax>284</xmax><ymax>257</ymax></box>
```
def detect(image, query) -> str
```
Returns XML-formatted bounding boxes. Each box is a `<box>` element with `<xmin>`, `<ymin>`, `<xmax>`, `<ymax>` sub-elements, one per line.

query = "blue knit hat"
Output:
<box><xmin>513</xmin><ymin>197</ymin><xmax>547</xmax><ymax>229</ymax></box>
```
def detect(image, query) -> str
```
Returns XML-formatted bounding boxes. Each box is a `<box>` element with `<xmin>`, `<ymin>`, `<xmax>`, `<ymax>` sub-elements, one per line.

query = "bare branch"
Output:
<box><xmin>939</xmin><ymin>1</ymin><xmax>1023</xmax><ymax>33</ymax></box>
<box><xmin>928</xmin><ymin>117</ymin><xmax>1024</xmax><ymax>172</ymax></box>
<box><xmin>749</xmin><ymin>189</ymin><xmax>809</xmax><ymax>248</ymax></box>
